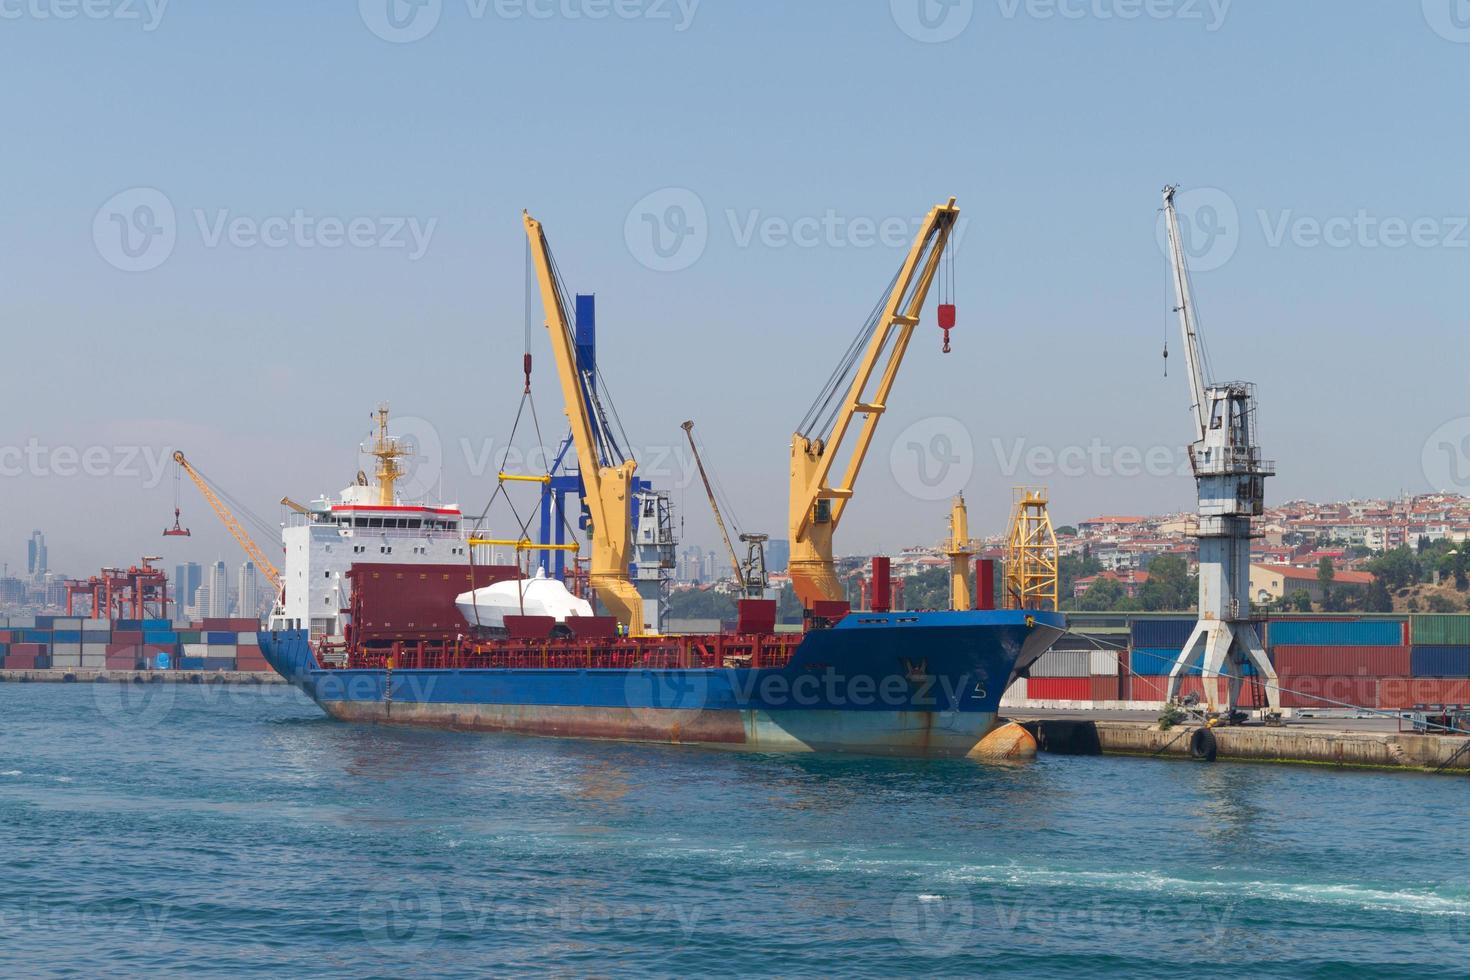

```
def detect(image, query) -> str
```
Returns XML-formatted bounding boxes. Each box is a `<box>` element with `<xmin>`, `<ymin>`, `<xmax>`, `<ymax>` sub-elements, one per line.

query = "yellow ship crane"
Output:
<box><xmin>788</xmin><ymin>197</ymin><xmax>960</xmax><ymax>610</ymax></box>
<box><xmin>170</xmin><ymin>451</ymin><xmax>283</xmax><ymax>594</ymax></box>
<box><xmin>522</xmin><ymin>210</ymin><xmax>646</xmax><ymax>635</ymax></box>
<box><xmin>946</xmin><ymin>494</ymin><xmax>975</xmax><ymax>611</ymax></box>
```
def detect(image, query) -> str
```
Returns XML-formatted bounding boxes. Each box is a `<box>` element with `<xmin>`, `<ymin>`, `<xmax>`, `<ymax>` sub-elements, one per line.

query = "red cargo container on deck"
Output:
<box><xmin>1089</xmin><ymin>675</ymin><xmax>1119</xmax><ymax>702</ymax></box>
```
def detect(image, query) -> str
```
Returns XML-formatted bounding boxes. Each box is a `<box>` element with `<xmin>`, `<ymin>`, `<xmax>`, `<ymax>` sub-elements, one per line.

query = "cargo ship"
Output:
<box><xmin>260</xmin><ymin>202</ymin><xmax>1068</xmax><ymax>756</ymax></box>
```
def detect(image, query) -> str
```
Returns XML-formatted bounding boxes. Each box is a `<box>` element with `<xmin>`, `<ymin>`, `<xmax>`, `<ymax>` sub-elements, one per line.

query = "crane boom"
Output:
<box><xmin>171</xmin><ymin>451</ymin><xmax>282</xmax><ymax>592</ymax></box>
<box><xmin>1162</xmin><ymin>185</ymin><xmax>1210</xmax><ymax>441</ymax></box>
<box><xmin>788</xmin><ymin>196</ymin><xmax>960</xmax><ymax>609</ymax></box>
<box><xmin>522</xmin><ymin>211</ymin><xmax>646</xmax><ymax>635</ymax></box>
<box><xmin>681</xmin><ymin>420</ymin><xmax>746</xmax><ymax>594</ymax></box>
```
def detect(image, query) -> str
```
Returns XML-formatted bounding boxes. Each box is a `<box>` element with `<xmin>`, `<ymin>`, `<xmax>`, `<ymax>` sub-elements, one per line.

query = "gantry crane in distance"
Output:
<box><xmin>520</xmin><ymin>211</ymin><xmax>647</xmax><ymax>635</ymax></box>
<box><xmin>788</xmin><ymin>197</ymin><xmax>960</xmax><ymax>612</ymax></box>
<box><xmin>169</xmin><ymin>451</ymin><xmax>283</xmax><ymax>594</ymax></box>
<box><xmin>681</xmin><ymin>420</ymin><xmax>768</xmax><ymax>599</ymax></box>
<box><xmin>1161</xmin><ymin>185</ymin><xmax>1279</xmax><ymax>718</ymax></box>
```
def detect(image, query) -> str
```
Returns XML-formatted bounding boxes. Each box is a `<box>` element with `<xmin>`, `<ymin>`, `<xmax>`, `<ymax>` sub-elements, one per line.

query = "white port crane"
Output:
<box><xmin>1161</xmin><ymin>185</ymin><xmax>1281</xmax><ymax>719</ymax></box>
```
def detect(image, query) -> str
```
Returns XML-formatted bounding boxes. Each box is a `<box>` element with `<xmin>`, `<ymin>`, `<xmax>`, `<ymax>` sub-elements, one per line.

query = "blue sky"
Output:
<box><xmin>2</xmin><ymin>1</ymin><xmax>1468</xmax><ymax>576</ymax></box>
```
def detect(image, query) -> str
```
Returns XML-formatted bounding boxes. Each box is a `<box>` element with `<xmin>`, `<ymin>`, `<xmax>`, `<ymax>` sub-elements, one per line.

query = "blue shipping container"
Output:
<box><xmin>142</xmin><ymin>619</ymin><xmax>171</xmax><ymax>630</ymax></box>
<box><xmin>52</xmin><ymin>630</ymin><xmax>82</xmax><ymax>643</ymax></box>
<box><xmin>202</xmin><ymin>657</ymin><xmax>236</xmax><ymax>670</ymax></box>
<box><xmin>143</xmin><ymin>631</ymin><xmax>179</xmax><ymax>645</ymax></box>
<box><xmin>1130</xmin><ymin>619</ymin><xmax>1196</xmax><ymax>648</ymax></box>
<box><xmin>34</xmin><ymin>616</ymin><xmax>55</xmax><ymax>629</ymax></box>
<box><xmin>1410</xmin><ymin>645</ymin><xmax>1470</xmax><ymax>678</ymax></box>
<box><xmin>20</xmin><ymin>630</ymin><xmax>50</xmax><ymax>643</ymax></box>
<box><xmin>114</xmin><ymin>619</ymin><xmax>144</xmax><ymax>631</ymax></box>
<box><xmin>1267</xmin><ymin>620</ymin><xmax>1403</xmax><ymax>647</ymax></box>
<box><xmin>179</xmin><ymin>657</ymin><xmax>206</xmax><ymax>670</ymax></box>
<box><xmin>205</xmin><ymin>632</ymin><xmax>237</xmax><ymax>644</ymax></box>
<box><xmin>1130</xmin><ymin>647</ymin><xmax>1194</xmax><ymax>676</ymax></box>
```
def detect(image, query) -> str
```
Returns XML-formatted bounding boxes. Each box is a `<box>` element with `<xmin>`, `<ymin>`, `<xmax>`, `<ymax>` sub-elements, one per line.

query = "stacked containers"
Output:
<box><xmin>1403</xmin><ymin>615</ymin><xmax>1470</xmax><ymax>707</ymax></box>
<box><xmin>1027</xmin><ymin>649</ymin><xmax>1090</xmax><ymax>701</ymax></box>
<box><xmin>1267</xmin><ymin>618</ymin><xmax>1407</xmax><ymax>710</ymax></box>
<box><xmin>81</xmin><ymin>619</ymin><xmax>110</xmax><ymax>668</ymax></box>
<box><xmin>1089</xmin><ymin>648</ymin><xmax>1121</xmax><ymax>702</ymax></box>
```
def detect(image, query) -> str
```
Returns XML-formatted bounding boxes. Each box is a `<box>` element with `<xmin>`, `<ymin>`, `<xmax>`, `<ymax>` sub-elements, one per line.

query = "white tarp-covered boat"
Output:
<box><xmin>455</xmin><ymin>568</ymin><xmax>594</xmax><ymax>629</ymax></box>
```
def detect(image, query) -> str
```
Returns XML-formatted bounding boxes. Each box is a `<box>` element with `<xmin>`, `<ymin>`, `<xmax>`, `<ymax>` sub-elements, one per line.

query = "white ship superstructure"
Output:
<box><xmin>269</xmin><ymin>405</ymin><xmax>477</xmax><ymax>638</ymax></box>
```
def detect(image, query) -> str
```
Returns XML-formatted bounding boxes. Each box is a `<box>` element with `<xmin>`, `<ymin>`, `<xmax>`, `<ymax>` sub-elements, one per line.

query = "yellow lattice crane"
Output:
<box><xmin>1004</xmin><ymin>487</ymin><xmax>1058</xmax><ymax>612</ymax></box>
<box><xmin>788</xmin><ymin>197</ymin><xmax>960</xmax><ymax>610</ymax></box>
<box><xmin>170</xmin><ymin>452</ymin><xmax>282</xmax><ymax>593</ymax></box>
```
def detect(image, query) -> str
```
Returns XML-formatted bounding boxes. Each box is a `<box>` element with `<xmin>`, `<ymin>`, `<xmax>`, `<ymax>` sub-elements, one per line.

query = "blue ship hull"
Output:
<box><xmin>259</xmin><ymin>610</ymin><xmax>1065</xmax><ymax>756</ymax></box>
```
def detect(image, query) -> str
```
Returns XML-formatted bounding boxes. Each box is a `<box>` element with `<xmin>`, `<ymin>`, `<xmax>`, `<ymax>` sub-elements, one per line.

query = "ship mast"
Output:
<box><xmin>369</xmin><ymin>402</ymin><xmax>408</xmax><ymax>507</ymax></box>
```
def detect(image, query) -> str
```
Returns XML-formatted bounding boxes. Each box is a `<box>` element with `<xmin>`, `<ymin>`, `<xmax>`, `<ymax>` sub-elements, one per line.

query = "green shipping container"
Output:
<box><xmin>1411</xmin><ymin>615</ymin><xmax>1470</xmax><ymax>646</ymax></box>
<box><xmin>178</xmin><ymin>630</ymin><xmax>202</xmax><ymax>644</ymax></box>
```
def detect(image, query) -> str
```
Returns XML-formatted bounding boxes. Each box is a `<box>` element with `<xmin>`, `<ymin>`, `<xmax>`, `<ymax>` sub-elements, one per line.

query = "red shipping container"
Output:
<box><xmin>11</xmin><ymin>643</ymin><xmax>46</xmax><ymax>656</ymax></box>
<box><xmin>110</xmin><ymin>631</ymin><xmax>144</xmax><ymax>646</ymax></box>
<box><xmin>1272</xmin><ymin>645</ymin><xmax>1411</xmax><ymax>677</ymax></box>
<box><xmin>1089</xmin><ymin>675</ymin><xmax>1120</xmax><ymax>702</ymax></box>
<box><xmin>1276</xmin><ymin>674</ymin><xmax>1378</xmax><ymax>710</ymax></box>
<box><xmin>106</xmin><ymin>642</ymin><xmax>143</xmax><ymax>656</ymax></box>
<box><xmin>4</xmin><ymin>654</ymin><xmax>38</xmax><ymax>669</ymax></box>
<box><xmin>1377</xmin><ymin>677</ymin><xmax>1470</xmax><ymax>709</ymax></box>
<box><xmin>1028</xmin><ymin>677</ymin><xmax>1092</xmax><ymax>701</ymax></box>
<box><xmin>0</xmin><ymin>631</ymin><xmax>12</xmax><ymax>643</ymax></box>
<box><xmin>202</xmin><ymin>618</ymin><xmax>263</xmax><ymax>632</ymax></box>
<box><xmin>105</xmin><ymin>654</ymin><xmax>143</xmax><ymax>668</ymax></box>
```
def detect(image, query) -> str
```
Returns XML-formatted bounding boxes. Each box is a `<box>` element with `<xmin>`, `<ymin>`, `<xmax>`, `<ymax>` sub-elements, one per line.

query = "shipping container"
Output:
<box><xmin>205</xmin><ymin>631</ymin><xmax>237</xmax><ymax>645</ymax></box>
<box><xmin>1266</xmin><ymin>619</ymin><xmax>1405</xmax><ymax>647</ymax></box>
<box><xmin>1130</xmin><ymin>618</ymin><xmax>1196</xmax><ymax>649</ymax></box>
<box><xmin>8</xmin><ymin>615</ymin><xmax>35</xmax><ymax>629</ymax></box>
<box><xmin>1089</xmin><ymin>649</ymin><xmax>1121</xmax><ymax>676</ymax></box>
<box><xmin>1128</xmin><ymin>648</ymin><xmax>1195</xmax><ymax>676</ymax></box>
<box><xmin>1410</xmin><ymin>615</ymin><xmax>1470</xmax><ymax>646</ymax></box>
<box><xmin>51</xmin><ymin>642</ymin><xmax>81</xmax><ymax>656</ymax></box>
<box><xmin>50</xmin><ymin>617</ymin><xmax>81</xmax><ymax>629</ymax></box>
<box><xmin>1089</xmin><ymin>675</ymin><xmax>1120</xmax><ymax>702</ymax></box>
<box><xmin>1378</xmin><ymin>677</ymin><xmax>1470</xmax><ymax>708</ymax></box>
<box><xmin>81</xmin><ymin>622</ymin><xmax>110</xmax><ymax>636</ymax></box>
<box><xmin>236</xmin><ymin>631</ymin><xmax>258</xmax><ymax>645</ymax></box>
<box><xmin>113</xmin><ymin>618</ymin><xmax>144</xmax><ymax>631</ymax></box>
<box><xmin>141</xmin><ymin>618</ymin><xmax>171</xmax><ymax>630</ymax></box>
<box><xmin>1275</xmin><ymin>673</ymin><xmax>1379</xmax><ymax>710</ymax></box>
<box><xmin>182</xmin><ymin>644</ymin><xmax>210</xmax><ymax>660</ymax></box>
<box><xmin>179</xmin><ymin>657</ymin><xmax>206</xmax><ymax>670</ymax></box>
<box><xmin>201</xmin><ymin>657</ymin><xmax>236</xmax><ymax>671</ymax></box>
<box><xmin>143</xmin><ymin>631</ymin><xmax>179</xmax><ymax>645</ymax></box>
<box><xmin>1030</xmin><ymin>650</ymin><xmax>1090</xmax><ymax>677</ymax></box>
<box><xmin>178</xmin><ymin>630</ymin><xmax>201</xmax><ymax>644</ymax></box>
<box><xmin>52</xmin><ymin>630</ymin><xmax>82</xmax><ymax>643</ymax></box>
<box><xmin>1409</xmin><ymin>645</ymin><xmax>1470</xmax><ymax>678</ymax></box>
<box><xmin>1272</xmin><ymin>645</ymin><xmax>1410</xmax><ymax>677</ymax></box>
<box><xmin>50</xmin><ymin>652</ymin><xmax>82</xmax><ymax>668</ymax></box>
<box><xmin>1027</xmin><ymin>677</ymin><xmax>1092</xmax><ymax>701</ymax></box>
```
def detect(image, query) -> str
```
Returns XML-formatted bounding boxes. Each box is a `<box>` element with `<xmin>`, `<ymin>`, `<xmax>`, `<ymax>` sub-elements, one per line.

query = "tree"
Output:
<box><xmin>1137</xmin><ymin>555</ymin><xmax>1193</xmax><ymax>611</ymax></box>
<box><xmin>1077</xmin><ymin>576</ymin><xmax>1125</xmax><ymax>611</ymax></box>
<box><xmin>1455</xmin><ymin>549</ymin><xmax>1468</xmax><ymax>592</ymax></box>
<box><xmin>667</xmin><ymin>588</ymin><xmax>737</xmax><ymax>621</ymax></box>
<box><xmin>1365</xmin><ymin>547</ymin><xmax>1420</xmax><ymax>591</ymax></box>
<box><xmin>1428</xmin><ymin>593</ymin><xmax>1459</xmax><ymax>613</ymax></box>
<box><xmin>1317</xmin><ymin>556</ymin><xmax>1337</xmax><ymax>612</ymax></box>
<box><xmin>1290</xmin><ymin>589</ymin><xmax>1312</xmax><ymax>613</ymax></box>
<box><xmin>1363</xmin><ymin>576</ymin><xmax>1393</xmax><ymax>613</ymax></box>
